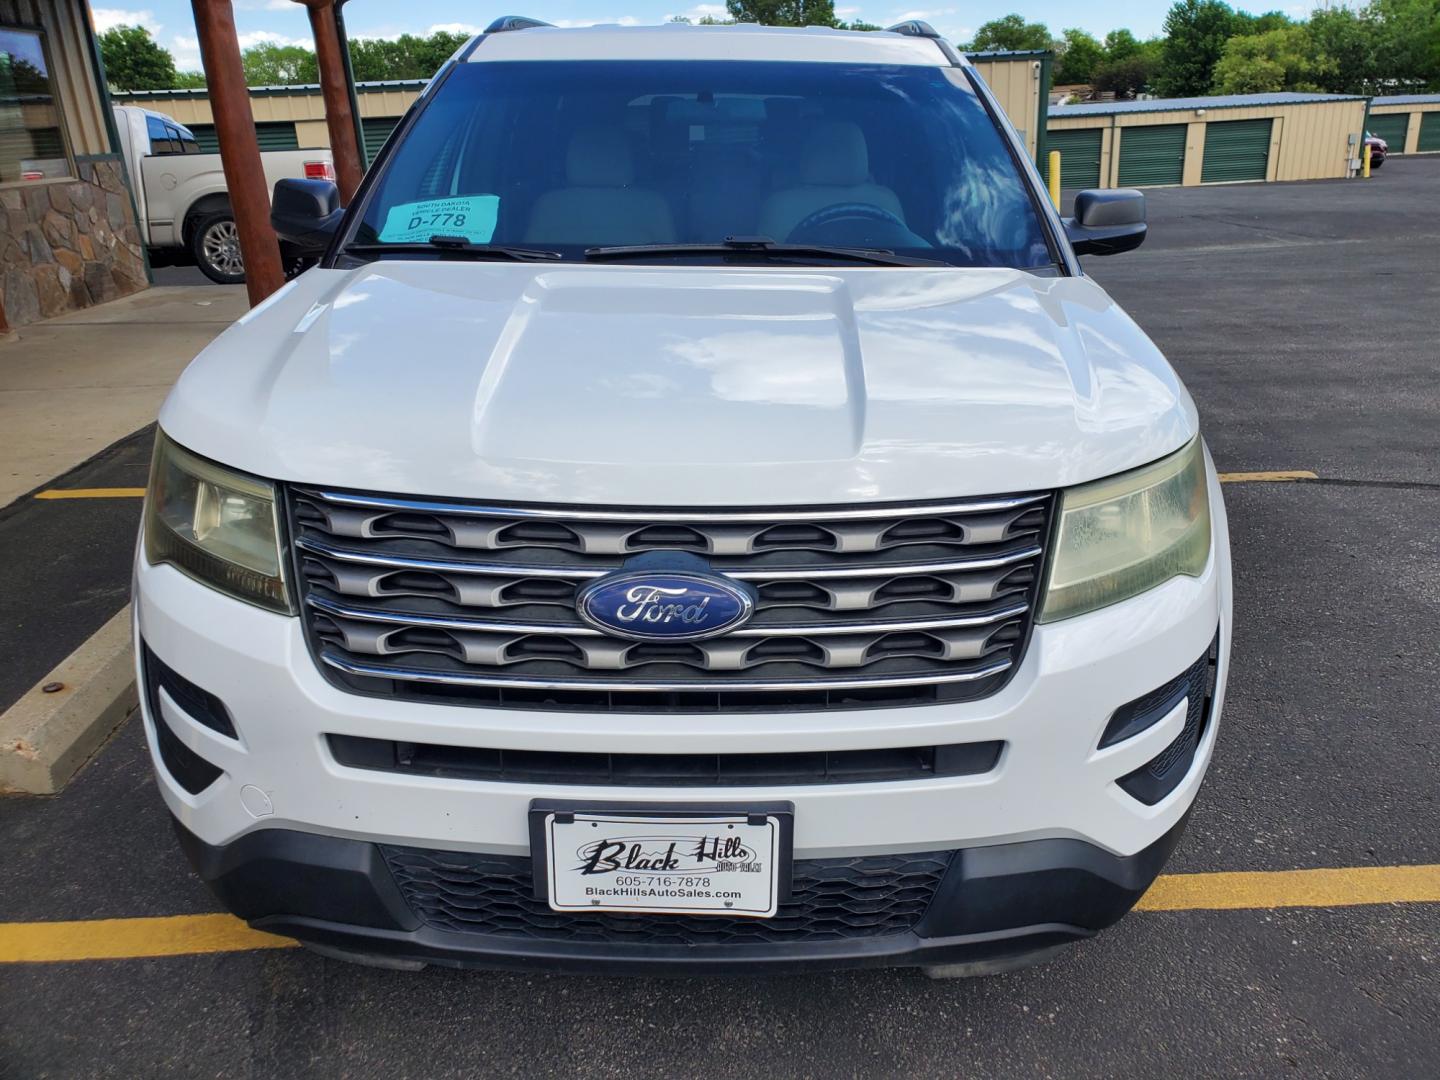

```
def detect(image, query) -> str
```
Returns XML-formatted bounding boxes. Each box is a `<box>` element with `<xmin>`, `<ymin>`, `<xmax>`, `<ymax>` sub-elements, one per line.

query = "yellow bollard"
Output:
<box><xmin>1362</xmin><ymin>142</ymin><xmax>1371</xmax><ymax>178</ymax></box>
<box><xmin>1048</xmin><ymin>149</ymin><xmax>1061</xmax><ymax>208</ymax></box>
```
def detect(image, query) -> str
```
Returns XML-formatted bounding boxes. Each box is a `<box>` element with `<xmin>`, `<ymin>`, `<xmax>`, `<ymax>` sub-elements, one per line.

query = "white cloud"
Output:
<box><xmin>551</xmin><ymin>16</ymin><xmax>641</xmax><ymax>28</ymax></box>
<box><xmin>236</xmin><ymin>29</ymin><xmax>312</xmax><ymax>50</ymax></box>
<box><xmin>170</xmin><ymin>33</ymin><xmax>201</xmax><ymax>72</ymax></box>
<box><xmin>92</xmin><ymin>7</ymin><xmax>160</xmax><ymax>34</ymax></box>
<box><xmin>427</xmin><ymin>23</ymin><xmax>485</xmax><ymax>36</ymax></box>
<box><xmin>234</xmin><ymin>0</ymin><xmax>297</xmax><ymax>10</ymax></box>
<box><xmin>664</xmin><ymin>4</ymin><xmax>728</xmax><ymax>20</ymax></box>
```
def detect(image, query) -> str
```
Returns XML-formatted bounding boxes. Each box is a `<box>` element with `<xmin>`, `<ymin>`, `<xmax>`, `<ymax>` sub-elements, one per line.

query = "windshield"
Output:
<box><xmin>352</xmin><ymin>60</ymin><xmax>1053</xmax><ymax>269</ymax></box>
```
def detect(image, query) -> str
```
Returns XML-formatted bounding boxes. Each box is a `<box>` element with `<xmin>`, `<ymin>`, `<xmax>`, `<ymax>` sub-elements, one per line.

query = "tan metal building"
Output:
<box><xmin>114</xmin><ymin>49</ymin><xmax>1053</xmax><ymax>167</ymax></box>
<box><xmin>1366</xmin><ymin>94</ymin><xmax>1440</xmax><ymax>155</ymax></box>
<box><xmin>1046</xmin><ymin>91</ymin><xmax>1370</xmax><ymax>189</ymax></box>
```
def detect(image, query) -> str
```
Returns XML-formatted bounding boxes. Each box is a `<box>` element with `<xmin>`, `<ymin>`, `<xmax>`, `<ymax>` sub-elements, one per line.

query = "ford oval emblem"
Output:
<box><xmin>577</xmin><ymin>571</ymin><xmax>755</xmax><ymax>642</ymax></box>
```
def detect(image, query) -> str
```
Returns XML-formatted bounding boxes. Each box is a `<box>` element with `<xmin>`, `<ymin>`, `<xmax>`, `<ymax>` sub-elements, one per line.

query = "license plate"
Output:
<box><xmin>539</xmin><ymin>810</ymin><xmax>784</xmax><ymax>918</ymax></box>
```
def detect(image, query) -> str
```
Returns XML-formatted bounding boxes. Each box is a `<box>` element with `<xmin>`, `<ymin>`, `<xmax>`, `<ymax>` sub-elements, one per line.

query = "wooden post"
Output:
<box><xmin>296</xmin><ymin>0</ymin><xmax>365</xmax><ymax>204</ymax></box>
<box><xmin>190</xmin><ymin>0</ymin><xmax>285</xmax><ymax>305</ymax></box>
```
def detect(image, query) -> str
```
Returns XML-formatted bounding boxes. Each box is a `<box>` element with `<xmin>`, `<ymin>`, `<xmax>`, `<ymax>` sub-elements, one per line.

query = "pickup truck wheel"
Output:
<box><xmin>191</xmin><ymin>213</ymin><xmax>246</xmax><ymax>284</ymax></box>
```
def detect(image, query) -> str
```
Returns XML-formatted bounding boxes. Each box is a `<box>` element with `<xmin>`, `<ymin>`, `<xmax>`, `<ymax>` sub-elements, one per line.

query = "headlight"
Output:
<box><xmin>143</xmin><ymin>432</ymin><xmax>292</xmax><ymax>613</ymax></box>
<box><xmin>1040</xmin><ymin>437</ymin><xmax>1210</xmax><ymax>623</ymax></box>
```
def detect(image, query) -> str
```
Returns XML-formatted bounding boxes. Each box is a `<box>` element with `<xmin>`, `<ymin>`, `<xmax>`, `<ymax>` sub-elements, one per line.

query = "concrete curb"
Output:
<box><xmin>0</xmin><ymin>605</ymin><xmax>136</xmax><ymax>795</ymax></box>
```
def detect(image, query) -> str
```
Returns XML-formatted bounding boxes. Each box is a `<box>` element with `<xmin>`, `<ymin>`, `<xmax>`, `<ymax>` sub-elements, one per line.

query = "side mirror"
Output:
<box><xmin>1064</xmin><ymin>188</ymin><xmax>1147</xmax><ymax>257</ymax></box>
<box><xmin>271</xmin><ymin>178</ymin><xmax>343</xmax><ymax>256</ymax></box>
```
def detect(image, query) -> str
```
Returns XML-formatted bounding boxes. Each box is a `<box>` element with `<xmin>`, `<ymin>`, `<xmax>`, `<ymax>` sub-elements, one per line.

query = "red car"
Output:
<box><xmin>1364</xmin><ymin>133</ymin><xmax>1388</xmax><ymax>168</ymax></box>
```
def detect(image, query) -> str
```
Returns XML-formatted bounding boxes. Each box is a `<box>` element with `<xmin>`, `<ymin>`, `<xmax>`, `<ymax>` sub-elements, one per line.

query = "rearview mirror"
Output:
<box><xmin>271</xmin><ymin>178</ymin><xmax>343</xmax><ymax>256</ymax></box>
<box><xmin>1064</xmin><ymin>188</ymin><xmax>1147</xmax><ymax>257</ymax></box>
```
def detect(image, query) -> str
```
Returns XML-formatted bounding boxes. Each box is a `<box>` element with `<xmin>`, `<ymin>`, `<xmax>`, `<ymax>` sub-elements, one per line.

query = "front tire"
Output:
<box><xmin>191</xmin><ymin>212</ymin><xmax>246</xmax><ymax>284</ymax></box>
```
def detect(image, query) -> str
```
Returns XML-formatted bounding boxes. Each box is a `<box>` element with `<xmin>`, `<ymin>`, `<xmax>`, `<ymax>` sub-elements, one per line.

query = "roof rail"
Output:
<box><xmin>484</xmin><ymin>16</ymin><xmax>555</xmax><ymax>33</ymax></box>
<box><xmin>884</xmin><ymin>20</ymin><xmax>940</xmax><ymax>38</ymax></box>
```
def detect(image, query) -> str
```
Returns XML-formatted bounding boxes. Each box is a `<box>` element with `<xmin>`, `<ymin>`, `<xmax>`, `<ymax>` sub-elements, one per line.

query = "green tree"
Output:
<box><xmin>349</xmin><ymin>30</ymin><xmax>474</xmax><ymax>80</ymax></box>
<box><xmin>1212</xmin><ymin>24</ymin><xmax>1333</xmax><ymax>93</ymax></box>
<box><xmin>1306</xmin><ymin>6</ymin><xmax>1378</xmax><ymax>93</ymax></box>
<box><xmin>1103</xmin><ymin>28</ymin><xmax>1142</xmax><ymax>61</ymax></box>
<box><xmin>724</xmin><ymin>0</ymin><xmax>841</xmax><ymax>27</ymax></box>
<box><xmin>1156</xmin><ymin>0</ymin><xmax>1239</xmax><ymax>96</ymax></box>
<box><xmin>1055</xmin><ymin>28</ymin><xmax>1104</xmax><ymax>83</ymax></box>
<box><xmin>99</xmin><ymin>25</ymin><xmax>177</xmax><ymax>91</ymax></box>
<box><xmin>173</xmin><ymin>69</ymin><xmax>207</xmax><ymax>90</ymax></box>
<box><xmin>1092</xmin><ymin>46</ymin><xmax>1162</xmax><ymax>98</ymax></box>
<box><xmin>241</xmin><ymin>42</ymin><xmax>317</xmax><ymax>86</ymax></box>
<box><xmin>970</xmin><ymin>13</ymin><xmax>1052</xmax><ymax>52</ymax></box>
<box><xmin>1231</xmin><ymin>9</ymin><xmax>1294</xmax><ymax>36</ymax></box>
<box><xmin>1370</xmin><ymin>0</ymin><xmax>1440</xmax><ymax>91</ymax></box>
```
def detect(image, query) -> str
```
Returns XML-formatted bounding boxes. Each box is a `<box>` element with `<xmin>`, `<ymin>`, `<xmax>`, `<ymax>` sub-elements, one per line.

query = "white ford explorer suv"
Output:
<box><xmin>135</xmin><ymin>18</ymin><xmax>1231</xmax><ymax>977</ymax></box>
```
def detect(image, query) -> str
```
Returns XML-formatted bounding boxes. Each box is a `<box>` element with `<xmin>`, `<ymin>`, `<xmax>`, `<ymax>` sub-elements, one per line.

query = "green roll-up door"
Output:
<box><xmin>1200</xmin><ymin>118</ymin><xmax>1272</xmax><ymax>183</ymax></box>
<box><xmin>1367</xmin><ymin>113</ymin><xmax>1409</xmax><ymax>154</ymax></box>
<box><xmin>255</xmin><ymin>122</ymin><xmax>299</xmax><ymax>152</ymax></box>
<box><xmin>1419</xmin><ymin>112</ymin><xmax>1440</xmax><ymax>153</ymax></box>
<box><xmin>362</xmin><ymin>117</ymin><xmax>400</xmax><ymax>166</ymax></box>
<box><xmin>1117</xmin><ymin>124</ymin><xmax>1186</xmax><ymax>187</ymax></box>
<box><xmin>188</xmin><ymin>124</ymin><xmax>219</xmax><ymax>153</ymax></box>
<box><xmin>1043</xmin><ymin>128</ymin><xmax>1103</xmax><ymax>189</ymax></box>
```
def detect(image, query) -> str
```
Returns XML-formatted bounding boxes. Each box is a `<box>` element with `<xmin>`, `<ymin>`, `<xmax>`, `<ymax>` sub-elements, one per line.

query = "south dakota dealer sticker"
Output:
<box><xmin>544</xmin><ymin>812</ymin><xmax>781</xmax><ymax>917</ymax></box>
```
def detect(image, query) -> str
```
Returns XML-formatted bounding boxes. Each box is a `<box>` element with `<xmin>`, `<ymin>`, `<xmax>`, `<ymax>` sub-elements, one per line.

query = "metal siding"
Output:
<box><xmin>188</xmin><ymin>123</ymin><xmax>219</xmax><ymax>153</ymax></box>
<box><xmin>1200</xmin><ymin>118</ymin><xmax>1272</xmax><ymax>182</ymax></box>
<box><xmin>254</xmin><ymin>121</ymin><xmax>299</xmax><ymax>151</ymax></box>
<box><xmin>1043</xmin><ymin>127</ymin><xmax>1102</xmax><ymax>188</ymax></box>
<box><xmin>362</xmin><ymin>116</ymin><xmax>399</xmax><ymax>165</ymax></box>
<box><xmin>1367</xmin><ymin>113</ymin><xmax>1408</xmax><ymax>154</ymax></box>
<box><xmin>1417</xmin><ymin>112</ymin><xmax>1440</xmax><ymax>152</ymax></box>
<box><xmin>1117</xmin><ymin>124</ymin><xmax>1186</xmax><ymax>186</ymax></box>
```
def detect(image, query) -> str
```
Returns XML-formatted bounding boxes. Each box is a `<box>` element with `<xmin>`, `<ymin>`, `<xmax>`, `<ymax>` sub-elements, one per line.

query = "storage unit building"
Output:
<box><xmin>1367</xmin><ymin>94</ymin><xmax>1440</xmax><ymax>155</ymax></box>
<box><xmin>1047</xmin><ymin>92</ymin><xmax>1370</xmax><ymax>189</ymax></box>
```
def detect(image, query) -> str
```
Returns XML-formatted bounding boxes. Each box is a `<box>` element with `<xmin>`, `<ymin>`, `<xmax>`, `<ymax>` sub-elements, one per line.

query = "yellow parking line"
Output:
<box><xmin>0</xmin><ymin>913</ymin><xmax>296</xmax><ymax>963</ymax></box>
<box><xmin>1218</xmin><ymin>471</ymin><xmax>1318</xmax><ymax>483</ymax></box>
<box><xmin>2</xmin><ymin>864</ymin><xmax>1438</xmax><ymax>964</ymax></box>
<box><xmin>34</xmin><ymin>487</ymin><xmax>146</xmax><ymax>499</ymax></box>
<box><xmin>1137</xmin><ymin>864</ymin><xmax>1440</xmax><ymax>912</ymax></box>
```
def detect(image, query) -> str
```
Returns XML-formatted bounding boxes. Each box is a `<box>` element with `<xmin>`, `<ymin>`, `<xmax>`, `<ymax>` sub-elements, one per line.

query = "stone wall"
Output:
<box><xmin>0</xmin><ymin>158</ymin><xmax>148</xmax><ymax>329</ymax></box>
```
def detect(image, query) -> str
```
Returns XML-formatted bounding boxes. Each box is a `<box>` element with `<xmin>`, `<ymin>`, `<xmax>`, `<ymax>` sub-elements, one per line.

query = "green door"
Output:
<box><xmin>362</xmin><ymin>117</ymin><xmax>400</xmax><ymax>166</ymax></box>
<box><xmin>1368</xmin><ymin>113</ymin><xmax>1409</xmax><ymax>155</ymax></box>
<box><xmin>1117</xmin><ymin>125</ymin><xmax>1186</xmax><ymax>187</ymax></box>
<box><xmin>1200</xmin><ymin>118</ymin><xmax>1272</xmax><ymax>183</ymax></box>
<box><xmin>254</xmin><ymin>122</ymin><xmax>299</xmax><ymax>151</ymax></box>
<box><xmin>1416</xmin><ymin>112</ymin><xmax>1440</xmax><ymax>153</ymax></box>
<box><xmin>1043</xmin><ymin>128</ymin><xmax>1103</xmax><ymax>189</ymax></box>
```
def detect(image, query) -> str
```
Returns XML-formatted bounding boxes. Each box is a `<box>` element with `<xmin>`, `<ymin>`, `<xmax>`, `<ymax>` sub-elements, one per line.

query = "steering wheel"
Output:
<box><xmin>786</xmin><ymin>202</ymin><xmax>912</xmax><ymax>244</ymax></box>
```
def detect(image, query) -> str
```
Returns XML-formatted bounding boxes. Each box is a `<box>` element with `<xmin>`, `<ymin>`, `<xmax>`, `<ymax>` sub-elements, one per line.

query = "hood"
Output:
<box><xmin>160</xmin><ymin>262</ymin><xmax>1197</xmax><ymax>505</ymax></box>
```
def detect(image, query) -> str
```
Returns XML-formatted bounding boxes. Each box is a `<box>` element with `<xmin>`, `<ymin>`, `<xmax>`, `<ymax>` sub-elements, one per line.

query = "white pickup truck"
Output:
<box><xmin>113</xmin><ymin>104</ymin><xmax>334</xmax><ymax>284</ymax></box>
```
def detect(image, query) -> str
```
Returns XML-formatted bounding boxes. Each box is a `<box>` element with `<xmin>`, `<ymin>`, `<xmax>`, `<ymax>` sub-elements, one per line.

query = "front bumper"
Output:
<box><xmin>135</xmin><ymin>464</ymin><xmax>1231</xmax><ymax>970</ymax></box>
<box><xmin>173</xmin><ymin>809</ymin><xmax>1192</xmax><ymax>975</ymax></box>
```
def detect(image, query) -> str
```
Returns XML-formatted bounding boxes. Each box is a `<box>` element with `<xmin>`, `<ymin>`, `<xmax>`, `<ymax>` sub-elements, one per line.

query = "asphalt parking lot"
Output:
<box><xmin>2</xmin><ymin>157</ymin><xmax>1437</xmax><ymax>1078</ymax></box>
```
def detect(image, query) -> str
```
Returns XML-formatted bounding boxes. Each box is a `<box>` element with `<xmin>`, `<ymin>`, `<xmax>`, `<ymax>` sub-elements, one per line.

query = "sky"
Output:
<box><xmin>92</xmin><ymin>2</ymin><xmax>1332</xmax><ymax>74</ymax></box>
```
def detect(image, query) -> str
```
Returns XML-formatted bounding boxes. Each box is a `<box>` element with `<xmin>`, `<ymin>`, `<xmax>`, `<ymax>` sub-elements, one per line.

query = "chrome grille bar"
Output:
<box><xmin>298</xmin><ymin>488</ymin><xmax>1047</xmax><ymax>523</ymax></box>
<box><xmin>295</xmin><ymin>534</ymin><xmax>1043</xmax><ymax>581</ymax></box>
<box><xmin>305</xmin><ymin>594</ymin><xmax>1031</xmax><ymax>638</ymax></box>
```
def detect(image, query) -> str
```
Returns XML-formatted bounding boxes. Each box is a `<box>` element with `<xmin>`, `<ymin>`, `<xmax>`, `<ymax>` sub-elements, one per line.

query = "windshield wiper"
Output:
<box><xmin>345</xmin><ymin>236</ymin><xmax>563</xmax><ymax>261</ymax></box>
<box><xmin>585</xmin><ymin>236</ymin><xmax>947</xmax><ymax>267</ymax></box>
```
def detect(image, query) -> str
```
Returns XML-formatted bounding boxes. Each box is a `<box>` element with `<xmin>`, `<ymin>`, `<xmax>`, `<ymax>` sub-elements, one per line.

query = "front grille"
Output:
<box><xmin>289</xmin><ymin>488</ymin><xmax>1053</xmax><ymax>711</ymax></box>
<box><xmin>328</xmin><ymin>733</ymin><xmax>1004</xmax><ymax>786</ymax></box>
<box><xmin>381</xmin><ymin>846</ymin><xmax>951</xmax><ymax>944</ymax></box>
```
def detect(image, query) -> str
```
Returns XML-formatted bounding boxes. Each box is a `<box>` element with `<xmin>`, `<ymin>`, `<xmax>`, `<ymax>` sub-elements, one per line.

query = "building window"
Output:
<box><xmin>0</xmin><ymin>26</ymin><xmax>72</xmax><ymax>183</ymax></box>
